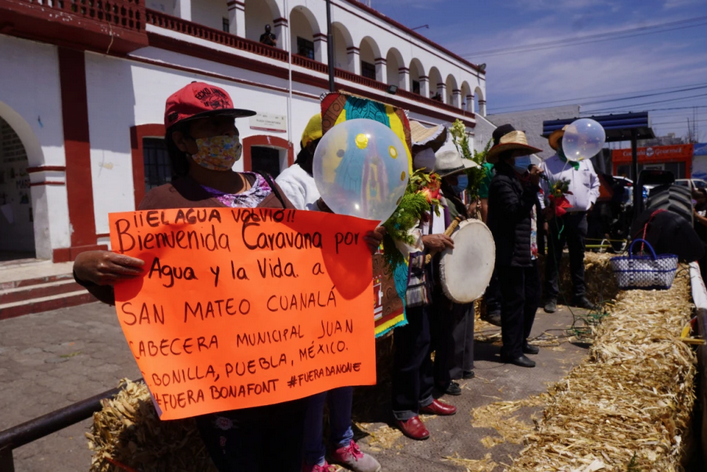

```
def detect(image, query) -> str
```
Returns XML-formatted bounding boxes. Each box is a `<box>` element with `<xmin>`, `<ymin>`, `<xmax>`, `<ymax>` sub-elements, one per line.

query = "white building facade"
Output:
<box><xmin>0</xmin><ymin>0</ymin><xmax>486</xmax><ymax>262</ymax></box>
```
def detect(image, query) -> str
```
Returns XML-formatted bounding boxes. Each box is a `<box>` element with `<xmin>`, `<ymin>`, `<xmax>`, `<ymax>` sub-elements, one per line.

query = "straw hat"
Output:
<box><xmin>547</xmin><ymin>125</ymin><xmax>568</xmax><ymax>151</ymax></box>
<box><xmin>410</xmin><ymin>121</ymin><xmax>447</xmax><ymax>151</ymax></box>
<box><xmin>486</xmin><ymin>124</ymin><xmax>542</xmax><ymax>164</ymax></box>
<box><xmin>435</xmin><ymin>149</ymin><xmax>478</xmax><ymax>177</ymax></box>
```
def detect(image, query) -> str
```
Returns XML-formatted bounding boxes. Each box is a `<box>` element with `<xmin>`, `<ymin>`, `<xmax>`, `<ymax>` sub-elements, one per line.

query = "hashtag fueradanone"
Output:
<box><xmin>291</xmin><ymin>362</ymin><xmax>363</xmax><ymax>388</ymax></box>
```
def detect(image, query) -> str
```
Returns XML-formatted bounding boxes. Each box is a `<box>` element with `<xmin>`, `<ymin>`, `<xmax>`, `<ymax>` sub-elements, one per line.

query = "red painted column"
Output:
<box><xmin>55</xmin><ymin>47</ymin><xmax>105</xmax><ymax>262</ymax></box>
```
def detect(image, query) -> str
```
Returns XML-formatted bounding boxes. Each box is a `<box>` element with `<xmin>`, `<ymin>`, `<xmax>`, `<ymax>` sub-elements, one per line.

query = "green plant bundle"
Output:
<box><xmin>450</xmin><ymin>119</ymin><xmax>492</xmax><ymax>201</ymax></box>
<box><xmin>381</xmin><ymin>169</ymin><xmax>441</xmax><ymax>268</ymax></box>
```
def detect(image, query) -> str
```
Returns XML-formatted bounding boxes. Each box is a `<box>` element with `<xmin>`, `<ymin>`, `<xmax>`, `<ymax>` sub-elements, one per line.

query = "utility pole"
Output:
<box><xmin>326</xmin><ymin>0</ymin><xmax>335</xmax><ymax>92</ymax></box>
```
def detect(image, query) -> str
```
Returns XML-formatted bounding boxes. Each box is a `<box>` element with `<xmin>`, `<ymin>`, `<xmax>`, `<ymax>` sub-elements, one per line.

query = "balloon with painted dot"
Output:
<box><xmin>313</xmin><ymin>119</ymin><xmax>410</xmax><ymax>223</ymax></box>
<box><xmin>561</xmin><ymin>118</ymin><xmax>606</xmax><ymax>162</ymax></box>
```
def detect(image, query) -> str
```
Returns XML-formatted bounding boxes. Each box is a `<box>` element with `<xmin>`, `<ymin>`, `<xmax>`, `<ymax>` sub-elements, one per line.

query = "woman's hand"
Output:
<box><xmin>74</xmin><ymin>251</ymin><xmax>145</xmax><ymax>286</ymax></box>
<box><xmin>363</xmin><ymin>227</ymin><xmax>386</xmax><ymax>254</ymax></box>
<box><xmin>528</xmin><ymin>165</ymin><xmax>543</xmax><ymax>186</ymax></box>
<box><xmin>422</xmin><ymin>234</ymin><xmax>455</xmax><ymax>251</ymax></box>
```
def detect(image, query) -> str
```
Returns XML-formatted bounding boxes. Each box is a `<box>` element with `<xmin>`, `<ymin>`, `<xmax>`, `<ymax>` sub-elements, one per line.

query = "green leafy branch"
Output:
<box><xmin>450</xmin><ymin>119</ymin><xmax>492</xmax><ymax>201</ymax></box>
<box><xmin>381</xmin><ymin>169</ymin><xmax>442</xmax><ymax>268</ymax></box>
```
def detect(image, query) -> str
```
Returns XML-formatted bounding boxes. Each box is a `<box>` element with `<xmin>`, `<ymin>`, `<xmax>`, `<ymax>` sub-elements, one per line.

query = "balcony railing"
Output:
<box><xmin>21</xmin><ymin>0</ymin><xmax>144</xmax><ymax>32</ymax></box>
<box><xmin>145</xmin><ymin>9</ymin><xmax>471</xmax><ymax>117</ymax></box>
<box><xmin>1</xmin><ymin>0</ymin><xmax>147</xmax><ymax>52</ymax></box>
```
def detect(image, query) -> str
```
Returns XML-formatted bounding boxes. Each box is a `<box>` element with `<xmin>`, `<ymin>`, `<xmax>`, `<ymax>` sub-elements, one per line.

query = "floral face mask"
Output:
<box><xmin>191</xmin><ymin>135</ymin><xmax>242</xmax><ymax>171</ymax></box>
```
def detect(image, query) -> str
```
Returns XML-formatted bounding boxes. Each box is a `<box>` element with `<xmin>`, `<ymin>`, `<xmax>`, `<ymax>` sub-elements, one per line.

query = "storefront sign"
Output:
<box><xmin>612</xmin><ymin>144</ymin><xmax>694</xmax><ymax>163</ymax></box>
<box><xmin>250</xmin><ymin>113</ymin><xmax>287</xmax><ymax>132</ymax></box>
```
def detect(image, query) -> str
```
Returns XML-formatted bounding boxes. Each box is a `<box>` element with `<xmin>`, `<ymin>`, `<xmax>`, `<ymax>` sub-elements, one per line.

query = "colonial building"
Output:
<box><xmin>0</xmin><ymin>0</ymin><xmax>486</xmax><ymax>262</ymax></box>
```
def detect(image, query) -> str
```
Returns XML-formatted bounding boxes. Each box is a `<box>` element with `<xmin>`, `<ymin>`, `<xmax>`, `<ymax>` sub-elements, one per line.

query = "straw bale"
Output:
<box><xmin>87</xmin><ymin>379</ymin><xmax>216</xmax><ymax>472</ymax></box>
<box><xmin>537</xmin><ymin>252</ymin><xmax>619</xmax><ymax>304</ymax></box>
<box><xmin>470</xmin><ymin>267</ymin><xmax>697</xmax><ymax>471</ymax></box>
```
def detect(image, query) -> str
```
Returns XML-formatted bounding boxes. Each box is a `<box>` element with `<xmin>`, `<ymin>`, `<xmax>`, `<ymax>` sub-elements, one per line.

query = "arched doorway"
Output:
<box><xmin>0</xmin><ymin>116</ymin><xmax>35</xmax><ymax>260</ymax></box>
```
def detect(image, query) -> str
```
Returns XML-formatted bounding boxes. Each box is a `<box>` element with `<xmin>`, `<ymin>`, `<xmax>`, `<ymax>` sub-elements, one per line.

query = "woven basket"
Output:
<box><xmin>610</xmin><ymin>239</ymin><xmax>678</xmax><ymax>290</ymax></box>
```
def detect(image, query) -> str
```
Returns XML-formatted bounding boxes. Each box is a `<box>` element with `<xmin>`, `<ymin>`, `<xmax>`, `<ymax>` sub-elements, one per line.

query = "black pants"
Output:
<box><xmin>484</xmin><ymin>270</ymin><xmax>501</xmax><ymax>315</ymax></box>
<box><xmin>497</xmin><ymin>262</ymin><xmax>540</xmax><ymax>359</ymax></box>
<box><xmin>196</xmin><ymin>399</ymin><xmax>307</xmax><ymax>472</ymax></box>
<box><xmin>545</xmin><ymin>212</ymin><xmax>588</xmax><ymax>300</ymax></box>
<box><xmin>391</xmin><ymin>305</ymin><xmax>434</xmax><ymax>420</ymax></box>
<box><xmin>429</xmin><ymin>291</ymin><xmax>455</xmax><ymax>388</ymax></box>
<box><xmin>449</xmin><ymin>302</ymin><xmax>474</xmax><ymax>379</ymax></box>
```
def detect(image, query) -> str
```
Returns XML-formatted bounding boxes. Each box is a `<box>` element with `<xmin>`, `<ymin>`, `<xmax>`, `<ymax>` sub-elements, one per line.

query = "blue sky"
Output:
<box><xmin>372</xmin><ymin>0</ymin><xmax>707</xmax><ymax>142</ymax></box>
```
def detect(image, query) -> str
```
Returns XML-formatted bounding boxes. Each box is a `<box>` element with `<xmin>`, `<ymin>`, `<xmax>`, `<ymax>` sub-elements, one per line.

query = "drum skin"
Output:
<box><xmin>439</xmin><ymin>219</ymin><xmax>496</xmax><ymax>304</ymax></box>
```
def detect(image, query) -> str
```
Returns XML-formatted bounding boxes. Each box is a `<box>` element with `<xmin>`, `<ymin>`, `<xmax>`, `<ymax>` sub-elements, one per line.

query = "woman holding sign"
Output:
<box><xmin>73</xmin><ymin>82</ymin><xmax>384</xmax><ymax>472</ymax></box>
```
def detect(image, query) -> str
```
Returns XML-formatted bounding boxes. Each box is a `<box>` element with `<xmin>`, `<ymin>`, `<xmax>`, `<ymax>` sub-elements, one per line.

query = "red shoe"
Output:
<box><xmin>420</xmin><ymin>399</ymin><xmax>457</xmax><ymax>416</ymax></box>
<box><xmin>394</xmin><ymin>416</ymin><xmax>430</xmax><ymax>440</ymax></box>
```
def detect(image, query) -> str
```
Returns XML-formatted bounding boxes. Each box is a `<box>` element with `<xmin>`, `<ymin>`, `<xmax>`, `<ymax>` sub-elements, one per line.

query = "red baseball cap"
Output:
<box><xmin>164</xmin><ymin>82</ymin><xmax>256</xmax><ymax>128</ymax></box>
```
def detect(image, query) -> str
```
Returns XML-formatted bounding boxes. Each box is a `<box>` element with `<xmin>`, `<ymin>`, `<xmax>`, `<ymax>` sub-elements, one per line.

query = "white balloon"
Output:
<box><xmin>313</xmin><ymin>119</ymin><xmax>410</xmax><ymax>223</ymax></box>
<box><xmin>562</xmin><ymin>118</ymin><xmax>606</xmax><ymax>162</ymax></box>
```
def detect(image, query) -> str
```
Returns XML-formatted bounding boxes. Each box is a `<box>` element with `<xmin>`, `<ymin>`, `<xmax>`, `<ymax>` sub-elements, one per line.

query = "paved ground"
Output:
<box><xmin>0</xmin><ymin>302</ymin><xmax>589</xmax><ymax>471</ymax></box>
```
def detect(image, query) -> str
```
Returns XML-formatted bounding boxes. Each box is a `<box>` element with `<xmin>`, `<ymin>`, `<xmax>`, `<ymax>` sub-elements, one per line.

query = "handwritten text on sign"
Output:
<box><xmin>109</xmin><ymin>208</ymin><xmax>377</xmax><ymax>420</ymax></box>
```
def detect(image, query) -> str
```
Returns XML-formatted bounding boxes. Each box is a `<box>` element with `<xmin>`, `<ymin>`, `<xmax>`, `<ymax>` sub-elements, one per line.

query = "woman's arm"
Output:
<box><xmin>73</xmin><ymin>251</ymin><xmax>145</xmax><ymax>305</ymax></box>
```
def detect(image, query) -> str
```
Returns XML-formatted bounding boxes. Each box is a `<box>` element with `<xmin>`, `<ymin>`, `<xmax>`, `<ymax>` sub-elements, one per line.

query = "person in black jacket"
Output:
<box><xmin>486</xmin><ymin>125</ymin><xmax>544</xmax><ymax>368</ymax></box>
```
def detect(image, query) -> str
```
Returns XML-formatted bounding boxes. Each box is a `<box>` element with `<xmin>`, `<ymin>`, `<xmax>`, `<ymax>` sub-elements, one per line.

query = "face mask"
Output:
<box><xmin>191</xmin><ymin>135</ymin><xmax>242</xmax><ymax>171</ymax></box>
<box><xmin>451</xmin><ymin>174</ymin><xmax>468</xmax><ymax>194</ymax></box>
<box><xmin>413</xmin><ymin>147</ymin><xmax>436</xmax><ymax>171</ymax></box>
<box><xmin>512</xmin><ymin>155</ymin><xmax>532</xmax><ymax>174</ymax></box>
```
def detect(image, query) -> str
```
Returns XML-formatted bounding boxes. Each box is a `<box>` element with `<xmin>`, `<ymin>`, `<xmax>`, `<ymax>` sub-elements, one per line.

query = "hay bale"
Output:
<box><xmin>87</xmin><ymin>379</ymin><xmax>216</xmax><ymax>472</ymax></box>
<box><xmin>537</xmin><ymin>252</ymin><xmax>619</xmax><ymax>304</ymax></box>
<box><xmin>471</xmin><ymin>266</ymin><xmax>697</xmax><ymax>471</ymax></box>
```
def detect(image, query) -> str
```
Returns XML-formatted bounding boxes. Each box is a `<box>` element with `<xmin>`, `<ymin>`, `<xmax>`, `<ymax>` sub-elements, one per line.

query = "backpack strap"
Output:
<box><xmin>256</xmin><ymin>171</ymin><xmax>287</xmax><ymax>208</ymax></box>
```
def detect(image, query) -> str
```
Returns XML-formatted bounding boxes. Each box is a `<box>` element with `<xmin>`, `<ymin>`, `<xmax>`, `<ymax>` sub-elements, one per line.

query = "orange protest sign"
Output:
<box><xmin>109</xmin><ymin>208</ymin><xmax>378</xmax><ymax>420</ymax></box>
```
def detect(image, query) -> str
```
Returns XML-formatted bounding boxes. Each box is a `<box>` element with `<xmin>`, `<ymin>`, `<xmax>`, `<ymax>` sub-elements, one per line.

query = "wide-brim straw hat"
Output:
<box><xmin>435</xmin><ymin>149</ymin><xmax>478</xmax><ymax>177</ymax></box>
<box><xmin>486</xmin><ymin>124</ymin><xmax>542</xmax><ymax>164</ymax></box>
<box><xmin>546</xmin><ymin>125</ymin><xmax>569</xmax><ymax>151</ymax></box>
<box><xmin>410</xmin><ymin>121</ymin><xmax>447</xmax><ymax>152</ymax></box>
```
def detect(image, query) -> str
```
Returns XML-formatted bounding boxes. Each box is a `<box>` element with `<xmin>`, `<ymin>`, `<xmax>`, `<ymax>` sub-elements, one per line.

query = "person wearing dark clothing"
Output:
<box><xmin>392</xmin><ymin>121</ymin><xmax>458</xmax><ymax>442</ymax></box>
<box><xmin>430</xmin><ymin>150</ymin><xmax>479</xmax><ymax>393</ymax></box>
<box><xmin>259</xmin><ymin>24</ymin><xmax>277</xmax><ymax>46</ymax></box>
<box><xmin>486</xmin><ymin>125</ymin><xmax>543</xmax><ymax>368</ymax></box>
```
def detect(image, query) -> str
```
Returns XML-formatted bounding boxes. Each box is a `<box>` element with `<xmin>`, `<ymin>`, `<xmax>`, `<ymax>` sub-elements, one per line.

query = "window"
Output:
<box><xmin>297</xmin><ymin>37</ymin><xmax>314</xmax><ymax>60</ymax></box>
<box><xmin>222</xmin><ymin>17</ymin><xmax>229</xmax><ymax>33</ymax></box>
<box><xmin>361</xmin><ymin>61</ymin><xmax>376</xmax><ymax>80</ymax></box>
<box><xmin>412</xmin><ymin>80</ymin><xmax>420</xmax><ymax>95</ymax></box>
<box><xmin>143</xmin><ymin>138</ymin><xmax>171</xmax><ymax>192</ymax></box>
<box><xmin>251</xmin><ymin>146</ymin><xmax>281</xmax><ymax>177</ymax></box>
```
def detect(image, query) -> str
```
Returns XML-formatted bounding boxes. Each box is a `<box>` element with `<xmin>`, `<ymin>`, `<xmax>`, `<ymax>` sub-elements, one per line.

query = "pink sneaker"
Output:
<box><xmin>302</xmin><ymin>461</ymin><xmax>336</xmax><ymax>472</ymax></box>
<box><xmin>330</xmin><ymin>440</ymin><xmax>381</xmax><ymax>472</ymax></box>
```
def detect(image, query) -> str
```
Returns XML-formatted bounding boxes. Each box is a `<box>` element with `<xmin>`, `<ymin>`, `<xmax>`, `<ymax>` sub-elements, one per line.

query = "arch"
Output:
<box><xmin>461</xmin><ymin>81</ymin><xmax>473</xmax><ymax>111</ymax></box>
<box><xmin>243</xmin><ymin>135</ymin><xmax>294</xmax><ymax>177</ymax></box>
<box><xmin>385</xmin><ymin>47</ymin><xmax>404</xmax><ymax>87</ymax></box>
<box><xmin>290</xmin><ymin>5</ymin><xmax>320</xmax><ymax>59</ymax></box>
<box><xmin>331</xmin><ymin>22</ymin><xmax>354</xmax><ymax>71</ymax></box>
<box><xmin>245</xmin><ymin>0</ymin><xmax>281</xmax><ymax>43</ymax></box>
<box><xmin>445</xmin><ymin>74</ymin><xmax>458</xmax><ymax>106</ymax></box>
<box><xmin>428</xmin><ymin>66</ymin><xmax>443</xmax><ymax>100</ymax></box>
<box><xmin>409</xmin><ymin>58</ymin><xmax>425</xmax><ymax>95</ymax></box>
<box><xmin>474</xmin><ymin>85</ymin><xmax>486</xmax><ymax>115</ymax></box>
<box><xmin>359</xmin><ymin>36</ymin><xmax>380</xmax><ymax>80</ymax></box>
<box><xmin>0</xmin><ymin>104</ymin><xmax>45</xmax><ymax>258</ymax></box>
<box><xmin>0</xmin><ymin>101</ymin><xmax>44</xmax><ymax>169</ymax></box>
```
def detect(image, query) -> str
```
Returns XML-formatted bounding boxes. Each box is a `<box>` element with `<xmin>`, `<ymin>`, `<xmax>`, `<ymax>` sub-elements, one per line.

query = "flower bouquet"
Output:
<box><xmin>548</xmin><ymin>178</ymin><xmax>573</xmax><ymax>217</ymax></box>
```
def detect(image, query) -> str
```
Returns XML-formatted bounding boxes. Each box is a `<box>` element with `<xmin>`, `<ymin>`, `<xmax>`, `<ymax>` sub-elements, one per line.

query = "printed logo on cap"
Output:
<box><xmin>194</xmin><ymin>87</ymin><xmax>230</xmax><ymax>110</ymax></box>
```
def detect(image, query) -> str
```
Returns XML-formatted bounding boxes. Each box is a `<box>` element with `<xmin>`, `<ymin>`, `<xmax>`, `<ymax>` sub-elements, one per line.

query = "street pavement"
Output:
<box><xmin>0</xmin><ymin>302</ymin><xmax>589</xmax><ymax>472</ymax></box>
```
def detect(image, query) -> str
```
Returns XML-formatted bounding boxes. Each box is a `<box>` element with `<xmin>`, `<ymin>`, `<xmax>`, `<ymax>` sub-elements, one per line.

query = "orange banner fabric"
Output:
<box><xmin>109</xmin><ymin>208</ymin><xmax>378</xmax><ymax>420</ymax></box>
